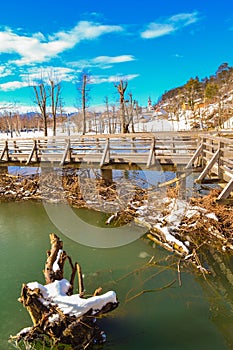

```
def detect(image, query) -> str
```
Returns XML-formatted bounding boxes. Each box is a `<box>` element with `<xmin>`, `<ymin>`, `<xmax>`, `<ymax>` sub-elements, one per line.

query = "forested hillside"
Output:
<box><xmin>154</xmin><ymin>63</ymin><xmax>233</xmax><ymax>129</ymax></box>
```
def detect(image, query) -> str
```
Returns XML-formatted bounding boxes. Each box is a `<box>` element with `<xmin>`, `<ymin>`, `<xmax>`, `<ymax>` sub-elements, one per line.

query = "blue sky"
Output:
<box><xmin>0</xmin><ymin>0</ymin><xmax>233</xmax><ymax>112</ymax></box>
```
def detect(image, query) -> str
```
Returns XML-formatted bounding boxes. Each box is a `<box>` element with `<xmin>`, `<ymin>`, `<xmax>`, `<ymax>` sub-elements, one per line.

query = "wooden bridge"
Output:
<box><xmin>1</xmin><ymin>131</ymin><xmax>233</xmax><ymax>201</ymax></box>
<box><xmin>0</xmin><ymin>132</ymin><xmax>198</xmax><ymax>169</ymax></box>
<box><xmin>186</xmin><ymin>133</ymin><xmax>233</xmax><ymax>202</ymax></box>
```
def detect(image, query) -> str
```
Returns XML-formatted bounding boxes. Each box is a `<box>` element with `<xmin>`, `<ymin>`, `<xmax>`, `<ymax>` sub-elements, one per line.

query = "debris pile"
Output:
<box><xmin>2</xmin><ymin>171</ymin><xmax>233</xmax><ymax>274</ymax></box>
<box><xmin>133</xmin><ymin>188</ymin><xmax>233</xmax><ymax>272</ymax></box>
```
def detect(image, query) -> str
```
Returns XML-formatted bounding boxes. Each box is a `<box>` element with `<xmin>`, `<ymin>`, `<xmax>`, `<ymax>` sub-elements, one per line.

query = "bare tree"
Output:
<box><xmin>32</xmin><ymin>71</ymin><xmax>62</xmax><ymax>137</ymax></box>
<box><xmin>33</xmin><ymin>82</ymin><xmax>48</xmax><ymax>137</ymax></box>
<box><xmin>49</xmin><ymin>78</ymin><xmax>61</xmax><ymax>136</ymax></box>
<box><xmin>126</xmin><ymin>92</ymin><xmax>135</xmax><ymax>133</ymax></box>
<box><xmin>111</xmin><ymin>105</ymin><xmax>117</xmax><ymax>133</ymax></box>
<box><xmin>0</xmin><ymin>103</ymin><xmax>17</xmax><ymax>135</ymax></box>
<box><xmin>76</xmin><ymin>71</ymin><xmax>91</xmax><ymax>135</ymax></box>
<box><xmin>115</xmin><ymin>80</ymin><xmax>128</xmax><ymax>133</ymax></box>
<box><xmin>81</xmin><ymin>73</ymin><xmax>87</xmax><ymax>135</ymax></box>
<box><xmin>4</xmin><ymin>112</ymin><xmax>13</xmax><ymax>137</ymax></box>
<box><xmin>104</xmin><ymin>96</ymin><xmax>111</xmax><ymax>134</ymax></box>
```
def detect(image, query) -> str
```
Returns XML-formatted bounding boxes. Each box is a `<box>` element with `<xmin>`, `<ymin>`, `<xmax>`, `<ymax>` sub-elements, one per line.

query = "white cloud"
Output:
<box><xmin>0</xmin><ymin>80</ymin><xmax>29</xmax><ymax>91</ymax></box>
<box><xmin>92</xmin><ymin>55</ymin><xmax>135</xmax><ymax>64</ymax></box>
<box><xmin>141</xmin><ymin>11</ymin><xmax>199</xmax><ymax>39</ymax></box>
<box><xmin>24</xmin><ymin>66</ymin><xmax>75</xmax><ymax>83</ymax></box>
<box><xmin>70</xmin><ymin>55</ymin><xmax>135</xmax><ymax>70</ymax></box>
<box><xmin>0</xmin><ymin>65</ymin><xmax>13</xmax><ymax>78</ymax></box>
<box><xmin>50</xmin><ymin>21</ymin><xmax>123</xmax><ymax>42</ymax></box>
<box><xmin>0</xmin><ymin>65</ymin><xmax>76</xmax><ymax>91</ymax></box>
<box><xmin>0</xmin><ymin>67</ymin><xmax>139</xmax><ymax>92</ymax></box>
<box><xmin>169</xmin><ymin>12</ymin><xmax>199</xmax><ymax>26</ymax></box>
<box><xmin>0</xmin><ymin>21</ymin><xmax>123</xmax><ymax>66</ymax></box>
<box><xmin>91</xmin><ymin>73</ymin><xmax>139</xmax><ymax>84</ymax></box>
<box><xmin>141</xmin><ymin>23</ymin><xmax>174</xmax><ymax>39</ymax></box>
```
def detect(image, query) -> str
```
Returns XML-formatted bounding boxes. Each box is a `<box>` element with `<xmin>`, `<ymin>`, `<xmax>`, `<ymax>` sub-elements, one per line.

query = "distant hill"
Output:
<box><xmin>153</xmin><ymin>62</ymin><xmax>233</xmax><ymax>130</ymax></box>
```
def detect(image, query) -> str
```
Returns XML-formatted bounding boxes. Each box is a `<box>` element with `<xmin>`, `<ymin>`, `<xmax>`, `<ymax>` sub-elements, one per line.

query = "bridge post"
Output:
<box><xmin>217</xmin><ymin>140</ymin><xmax>224</xmax><ymax>180</ymax></box>
<box><xmin>146</xmin><ymin>137</ymin><xmax>155</xmax><ymax>168</ymax></box>
<box><xmin>176</xmin><ymin>170</ymin><xmax>187</xmax><ymax>199</ymax></box>
<box><xmin>195</xmin><ymin>149</ymin><xmax>220</xmax><ymax>184</ymax></box>
<box><xmin>100</xmin><ymin>138</ymin><xmax>110</xmax><ymax>167</ymax></box>
<box><xmin>0</xmin><ymin>140</ymin><xmax>9</xmax><ymax>161</ymax></box>
<box><xmin>27</xmin><ymin>139</ymin><xmax>38</xmax><ymax>164</ymax></box>
<box><xmin>60</xmin><ymin>139</ymin><xmax>71</xmax><ymax>166</ymax></box>
<box><xmin>185</xmin><ymin>141</ymin><xmax>203</xmax><ymax>169</ymax></box>
<box><xmin>0</xmin><ymin>165</ymin><xmax>8</xmax><ymax>174</ymax></box>
<box><xmin>101</xmin><ymin>168</ymin><xmax>113</xmax><ymax>185</ymax></box>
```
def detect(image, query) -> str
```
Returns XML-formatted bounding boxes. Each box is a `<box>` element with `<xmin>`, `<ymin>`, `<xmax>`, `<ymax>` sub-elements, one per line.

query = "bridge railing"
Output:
<box><xmin>186</xmin><ymin>134</ymin><xmax>233</xmax><ymax>201</ymax></box>
<box><xmin>0</xmin><ymin>132</ymin><xmax>198</xmax><ymax>168</ymax></box>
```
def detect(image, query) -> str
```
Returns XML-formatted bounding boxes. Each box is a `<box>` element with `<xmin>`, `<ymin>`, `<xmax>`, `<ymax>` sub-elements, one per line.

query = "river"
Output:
<box><xmin>0</xmin><ymin>166</ymin><xmax>233</xmax><ymax>349</ymax></box>
<box><xmin>0</xmin><ymin>198</ymin><xmax>233</xmax><ymax>349</ymax></box>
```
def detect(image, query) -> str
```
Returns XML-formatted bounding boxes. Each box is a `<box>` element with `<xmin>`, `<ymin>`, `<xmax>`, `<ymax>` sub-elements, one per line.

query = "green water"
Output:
<box><xmin>0</xmin><ymin>201</ymin><xmax>233</xmax><ymax>349</ymax></box>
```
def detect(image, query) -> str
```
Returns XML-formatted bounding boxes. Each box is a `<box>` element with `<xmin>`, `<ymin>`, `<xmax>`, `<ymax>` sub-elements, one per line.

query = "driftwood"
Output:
<box><xmin>10</xmin><ymin>233</ymin><xmax>118</xmax><ymax>349</ymax></box>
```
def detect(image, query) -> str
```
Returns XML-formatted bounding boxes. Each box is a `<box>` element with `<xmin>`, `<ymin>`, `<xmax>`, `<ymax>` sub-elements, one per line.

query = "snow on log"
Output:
<box><xmin>27</xmin><ymin>278</ymin><xmax>117</xmax><ymax>318</ymax></box>
<box><xmin>135</xmin><ymin>195</ymin><xmax>230</xmax><ymax>265</ymax></box>
<box><xmin>10</xmin><ymin>233</ymin><xmax>119</xmax><ymax>349</ymax></box>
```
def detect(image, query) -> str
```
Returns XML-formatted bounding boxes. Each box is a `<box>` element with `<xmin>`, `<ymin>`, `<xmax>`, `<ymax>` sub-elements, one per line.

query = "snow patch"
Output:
<box><xmin>27</xmin><ymin>279</ymin><xmax>117</xmax><ymax>318</ymax></box>
<box><xmin>53</xmin><ymin>249</ymin><xmax>63</xmax><ymax>272</ymax></box>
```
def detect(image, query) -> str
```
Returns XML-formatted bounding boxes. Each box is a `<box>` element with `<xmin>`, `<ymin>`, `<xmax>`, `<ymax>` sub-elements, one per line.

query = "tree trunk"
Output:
<box><xmin>82</xmin><ymin>74</ymin><xmax>87</xmax><ymax>135</ymax></box>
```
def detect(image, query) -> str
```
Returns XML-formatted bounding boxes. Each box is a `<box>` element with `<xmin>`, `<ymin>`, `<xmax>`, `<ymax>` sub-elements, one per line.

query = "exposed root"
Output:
<box><xmin>10</xmin><ymin>234</ymin><xmax>118</xmax><ymax>349</ymax></box>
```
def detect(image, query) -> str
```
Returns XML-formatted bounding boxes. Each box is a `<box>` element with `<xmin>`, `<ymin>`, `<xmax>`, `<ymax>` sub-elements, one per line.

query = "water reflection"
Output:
<box><xmin>198</xmin><ymin>248</ymin><xmax>233</xmax><ymax>349</ymax></box>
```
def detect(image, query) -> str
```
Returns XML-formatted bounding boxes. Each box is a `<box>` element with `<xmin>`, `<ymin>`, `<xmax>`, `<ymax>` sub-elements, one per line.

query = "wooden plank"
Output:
<box><xmin>0</xmin><ymin>140</ymin><xmax>8</xmax><ymax>161</ymax></box>
<box><xmin>60</xmin><ymin>141</ymin><xmax>70</xmax><ymax>166</ymax></box>
<box><xmin>196</xmin><ymin>149</ymin><xmax>220</xmax><ymax>183</ymax></box>
<box><xmin>220</xmin><ymin>157</ymin><xmax>233</xmax><ymax>167</ymax></box>
<box><xmin>216</xmin><ymin>198</ymin><xmax>233</xmax><ymax>205</ymax></box>
<box><xmin>100</xmin><ymin>139</ymin><xmax>110</xmax><ymax>166</ymax></box>
<box><xmin>146</xmin><ymin>137</ymin><xmax>155</xmax><ymax>168</ymax></box>
<box><xmin>185</xmin><ymin>143</ymin><xmax>203</xmax><ymax>169</ymax></box>
<box><xmin>26</xmin><ymin>140</ymin><xmax>38</xmax><ymax>164</ymax></box>
<box><xmin>217</xmin><ymin>177</ymin><xmax>233</xmax><ymax>201</ymax></box>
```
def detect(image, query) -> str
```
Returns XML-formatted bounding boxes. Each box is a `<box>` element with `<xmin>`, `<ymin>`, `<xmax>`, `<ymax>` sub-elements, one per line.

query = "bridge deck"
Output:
<box><xmin>0</xmin><ymin>132</ymin><xmax>198</xmax><ymax>168</ymax></box>
<box><xmin>2</xmin><ymin>131</ymin><xmax>233</xmax><ymax>201</ymax></box>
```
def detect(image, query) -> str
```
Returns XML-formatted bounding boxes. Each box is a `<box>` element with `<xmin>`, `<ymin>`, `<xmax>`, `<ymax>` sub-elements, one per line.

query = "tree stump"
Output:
<box><xmin>10</xmin><ymin>233</ymin><xmax>118</xmax><ymax>349</ymax></box>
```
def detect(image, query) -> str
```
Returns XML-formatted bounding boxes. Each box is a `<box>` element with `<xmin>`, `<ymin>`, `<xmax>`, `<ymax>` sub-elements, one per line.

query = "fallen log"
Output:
<box><xmin>9</xmin><ymin>233</ymin><xmax>118</xmax><ymax>349</ymax></box>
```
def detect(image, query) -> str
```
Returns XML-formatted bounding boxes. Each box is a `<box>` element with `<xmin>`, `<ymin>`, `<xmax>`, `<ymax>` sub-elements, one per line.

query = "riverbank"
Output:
<box><xmin>1</xmin><ymin>170</ymin><xmax>233</xmax><ymax>274</ymax></box>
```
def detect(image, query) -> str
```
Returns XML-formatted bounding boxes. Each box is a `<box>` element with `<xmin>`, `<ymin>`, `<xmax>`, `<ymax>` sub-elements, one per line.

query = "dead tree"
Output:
<box><xmin>115</xmin><ymin>80</ymin><xmax>128</xmax><ymax>133</ymax></box>
<box><xmin>81</xmin><ymin>74</ymin><xmax>87</xmax><ymax>135</ymax></box>
<box><xmin>50</xmin><ymin>78</ymin><xmax>61</xmax><ymax>137</ymax></box>
<box><xmin>33</xmin><ymin>82</ymin><xmax>48</xmax><ymax>137</ymax></box>
<box><xmin>76</xmin><ymin>71</ymin><xmax>91</xmax><ymax>135</ymax></box>
<box><xmin>4</xmin><ymin>112</ymin><xmax>13</xmax><ymax>137</ymax></box>
<box><xmin>125</xmin><ymin>92</ymin><xmax>136</xmax><ymax>133</ymax></box>
<box><xmin>105</xmin><ymin>96</ymin><xmax>112</xmax><ymax>134</ymax></box>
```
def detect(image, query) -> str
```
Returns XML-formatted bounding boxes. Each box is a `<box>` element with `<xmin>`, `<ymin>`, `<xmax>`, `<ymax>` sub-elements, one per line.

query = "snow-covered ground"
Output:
<box><xmin>1</xmin><ymin>105</ymin><xmax>232</xmax><ymax>140</ymax></box>
<box><xmin>134</xmin><ymin>115</ymin><xmax>192</xmax><ymax>132</ymax></box>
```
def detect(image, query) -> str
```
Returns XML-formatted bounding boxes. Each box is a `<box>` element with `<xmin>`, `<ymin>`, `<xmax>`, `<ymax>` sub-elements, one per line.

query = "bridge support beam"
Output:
<box><xmin>100</xmin><ymin>138</ymin><xmax>110</xmax><ymax>167</ymax></box>
<box><xmin>146</xmin><ymin>137</ymin><xmax>155</xmax><ymax>168</ymax></box>
<box><xmin>195</xmin><ymin>149</ymin><xmax>220</xmax><ymax>184</ymax></box>
<box><xmin>217</xmin><ymin>177</ymin><xmax>233</xmax><ymax>202</ymax></box>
